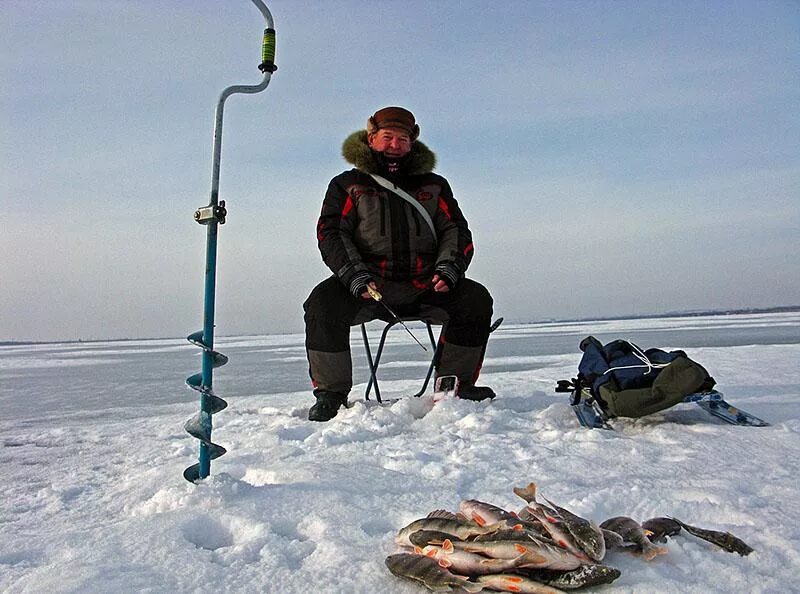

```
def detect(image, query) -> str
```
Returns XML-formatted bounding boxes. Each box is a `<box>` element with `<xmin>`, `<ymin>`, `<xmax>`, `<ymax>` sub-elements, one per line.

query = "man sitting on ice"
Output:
<box><xmin>303</xmin><ymin>106</ymin><xmax>496</xmax><ymax>421</ymax></box>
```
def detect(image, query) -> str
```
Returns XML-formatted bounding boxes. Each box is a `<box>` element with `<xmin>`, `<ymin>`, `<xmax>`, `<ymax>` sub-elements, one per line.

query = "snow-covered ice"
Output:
<box><xmin>1</xmin><ymin>312</ymin><xmax>799</xmax><ymax>593</ymax></box>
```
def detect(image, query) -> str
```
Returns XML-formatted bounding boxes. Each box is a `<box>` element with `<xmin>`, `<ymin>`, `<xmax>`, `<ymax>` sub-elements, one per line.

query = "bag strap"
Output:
<box><xmin>370</xmin><ymin>173</ymin><xmax>437</xmax><ymax>243</ymax></box>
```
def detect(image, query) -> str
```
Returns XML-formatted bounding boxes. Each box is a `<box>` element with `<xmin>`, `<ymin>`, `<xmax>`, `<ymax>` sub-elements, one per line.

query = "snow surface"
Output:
<box><xmin>2</xmin><ymin>312</ymin><xmax>799</xmax><ymax>593</ymax></box>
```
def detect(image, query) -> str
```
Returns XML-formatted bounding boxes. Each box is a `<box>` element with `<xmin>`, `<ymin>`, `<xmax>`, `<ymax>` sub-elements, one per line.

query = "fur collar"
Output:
<box><xmin>341</xmin><ymin>130</ymin><xmax>437</xmax><ymax>175</ymax></box>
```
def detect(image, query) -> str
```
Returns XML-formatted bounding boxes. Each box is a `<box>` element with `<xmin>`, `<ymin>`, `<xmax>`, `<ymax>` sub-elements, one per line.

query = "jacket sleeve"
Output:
<box><xmin>316</xmin><ymin>176</ymin><xmax>370</xmax><ymax>290</ymax></box>
<box><xmin>433</xmin><ymin>178</ymin><xmax>474</xmax><ymax>277</ymax></box>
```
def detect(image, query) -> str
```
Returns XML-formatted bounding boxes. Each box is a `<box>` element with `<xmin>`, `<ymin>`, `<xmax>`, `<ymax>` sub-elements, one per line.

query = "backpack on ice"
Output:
<box><xmin>574</xmin><ymin>336</ymin><xmax>716</xmax><ymax>418</ymax></box>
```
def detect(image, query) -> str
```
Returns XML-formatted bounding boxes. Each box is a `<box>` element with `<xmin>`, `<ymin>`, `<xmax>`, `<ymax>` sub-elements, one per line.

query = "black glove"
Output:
<box><xmin>348</xmin><ymin>271</ymin><xmax>373</xmax><ymax>298</ymax></box>
<box><xmin>434</xmin><ymin>261</ymin><xmax>461</xmax><ymax>289</ymax></box>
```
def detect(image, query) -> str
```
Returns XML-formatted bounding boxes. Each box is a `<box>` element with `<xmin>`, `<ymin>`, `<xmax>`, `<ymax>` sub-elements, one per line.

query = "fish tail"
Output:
<box><xmin>643</xmin><ymin>544</ymin><xmax>668</xmax><ymax>561</ymax></box>
<box><xmin>513</xmin><ymin>482</ymin><xmax>538</xmax><ymax>504</ymax></box>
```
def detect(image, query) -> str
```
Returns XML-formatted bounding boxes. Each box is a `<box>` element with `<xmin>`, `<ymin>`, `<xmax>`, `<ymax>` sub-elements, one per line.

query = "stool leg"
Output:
<box><xmin>362</xmin><ymin>324</ymin><xmax>379</xmax><ymax>402</ymax></box>
<box><xmin>364</xmin><ymin>322</ymin><xmax>397</xmax><ymax>403</ymax></box>
<box><xmin>369</xmin><ymin>322</ymin><xmax>396</xmax><ymax>402</ymax></box>
<box><xmin>414</xmin><ymin>322</ymin><xmax>442</xmax><ymax>397</ymax></box>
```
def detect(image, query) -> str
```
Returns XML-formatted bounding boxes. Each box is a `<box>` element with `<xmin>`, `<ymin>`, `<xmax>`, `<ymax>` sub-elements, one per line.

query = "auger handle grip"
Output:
<box><xmin>259</xmin><ymin>27</ymin><xmax>277</xmax><ymax>73</ymax></box>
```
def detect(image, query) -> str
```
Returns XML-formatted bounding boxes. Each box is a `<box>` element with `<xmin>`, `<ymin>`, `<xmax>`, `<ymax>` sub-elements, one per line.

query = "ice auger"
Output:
<box><xmin>184</xmin><ymin>0</ymin><xmax>277</xmax><ymax>483</ymax></box>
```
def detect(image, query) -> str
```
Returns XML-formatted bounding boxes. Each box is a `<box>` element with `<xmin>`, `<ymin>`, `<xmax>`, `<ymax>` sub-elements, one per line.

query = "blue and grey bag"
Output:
<box><xmin>576</xmin><ymin>336</ymin><xmax>715</xmax><ymax>418</ymax></box>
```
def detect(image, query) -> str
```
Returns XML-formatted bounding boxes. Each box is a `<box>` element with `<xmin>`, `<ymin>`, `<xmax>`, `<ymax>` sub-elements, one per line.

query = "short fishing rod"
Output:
<box><xmin>366</xmin><ymin>285</ymin><xmax>428</xmax><ymax>352</ymax></box>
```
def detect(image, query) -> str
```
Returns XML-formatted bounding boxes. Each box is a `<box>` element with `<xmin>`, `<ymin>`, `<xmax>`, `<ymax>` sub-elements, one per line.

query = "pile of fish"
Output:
<box><xmin>385</xmin><ymin>482</ymin><xmax>754</xmax><ymax>593</ymax></box>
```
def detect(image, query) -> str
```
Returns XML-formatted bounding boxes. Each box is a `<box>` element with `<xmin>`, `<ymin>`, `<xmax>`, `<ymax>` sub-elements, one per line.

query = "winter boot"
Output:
<box><xmin>308</xmin><ymin>390</ymin><xmax>348</xmax><ymax>422</ymax></box>
<box><xmin>457</xmin><ymin>384</ymin><xmax>496</xmax><ymax>402</ymax></box>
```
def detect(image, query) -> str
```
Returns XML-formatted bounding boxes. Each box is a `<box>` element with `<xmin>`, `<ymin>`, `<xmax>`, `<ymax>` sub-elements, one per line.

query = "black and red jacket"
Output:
<box><xmin>316</xmin><ymin>131</ymin><xmax>474</xmax><ymax>302</ymax></box>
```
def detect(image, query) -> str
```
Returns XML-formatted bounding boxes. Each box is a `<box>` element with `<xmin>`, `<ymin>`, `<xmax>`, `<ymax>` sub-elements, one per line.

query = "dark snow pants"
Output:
<box><xmin>303</xmin><ymin>275</ymin><xmax>493</xmax><ymax>395</ymax></box>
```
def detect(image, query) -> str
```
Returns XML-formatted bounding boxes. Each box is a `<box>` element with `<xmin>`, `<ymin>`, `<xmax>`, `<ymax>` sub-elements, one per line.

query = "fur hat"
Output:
<box><xmin>366</xmin><ymin>106</ymin><xmax>420</xmax><ymax>141</ymax></box>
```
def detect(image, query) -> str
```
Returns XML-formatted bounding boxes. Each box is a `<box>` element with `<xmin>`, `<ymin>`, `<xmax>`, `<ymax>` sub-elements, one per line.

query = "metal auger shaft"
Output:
<box><xmin>184</xmin><ymin>0</ymin><xmax>276</xmax><ymax>483</ymax></box>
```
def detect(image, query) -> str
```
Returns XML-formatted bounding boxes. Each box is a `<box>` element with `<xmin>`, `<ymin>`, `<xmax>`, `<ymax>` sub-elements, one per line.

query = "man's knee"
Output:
<box><xmin>440</xmin><ymin>279</ymin><xmax>493</xmax><ymax>346</ymax></box>
<box><xmin>304</xmin><ymin>277</ymin><xmax>361</xmax><ymax>352</ymax></box>
<box><xmin>456</xmin><ymin>278</ymin><xmax>493</xmax><ymax>319</ymax></box>
<box><xmin>467</xmin><ymin>279</ymin><xmax>493</xmax><ymax>317</ymax></box>
<box><xmin>304</xmin><ymin>277</ymin><xmax>353</xmax><ymax>320</ymax></box>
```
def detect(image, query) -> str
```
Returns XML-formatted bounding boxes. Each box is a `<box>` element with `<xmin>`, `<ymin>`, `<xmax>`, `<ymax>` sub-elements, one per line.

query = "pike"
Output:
<box><xmin>599</xmin><ymin>517</ymin><xmax>667</xmax><ymax>561</ymax></box>
<box><xmin>667</xmin><ymin>517</ymin><xmax>754</xmax><ymax>556</ymax></box>
<box><xmin>366</xmin><ymin>285</ymin><xmax>427</xmax><ymax>351</ymax></box>
<box><xmin>385</xmin><ymin>553</ymin><xmax>482</xmax><ymax>593</ymax></box>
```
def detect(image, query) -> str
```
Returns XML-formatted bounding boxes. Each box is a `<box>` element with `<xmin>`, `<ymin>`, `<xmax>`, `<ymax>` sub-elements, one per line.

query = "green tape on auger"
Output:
<box><xmin>259</xmin><ymin>28</ymin><xmax>277</xmax><ymax>73</ymax></box>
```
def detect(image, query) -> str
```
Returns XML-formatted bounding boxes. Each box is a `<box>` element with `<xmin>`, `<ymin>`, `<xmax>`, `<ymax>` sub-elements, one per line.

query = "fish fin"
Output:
<box><xmin>643</xmin><ymin>528</ymin><xmax>655</xmax><ymax>537</ymax></box>
<box><xmin>423</xmin><ymin>547</ymin><xmax>437</xmax><ymax>558</ymax></box>
<box><xmin>437</xmin><ymin>557</ymin><xmax>451</xmax><ymax>568</ymax></box>
<box><xmin>512</xmin><ymin>482</ymin><xmax>537</xmax><ymax>504</ymax></box>
<box><xmin>413</xmin><ymin>546</ymin><xmax>423</xmax><ymax>554</ymax></box>
<box><xmin>510</xmin><ymin>510</ymin><xmax>520</xmax><ymax>519</ymax></box>
<box><xmin>512</xmin><ymin>523</ymin><xmax>524</xmax><ymax>531</ymax></box>
<box><xmin>499</xmin><ymin>576</ymin><xmax>524</xmax><ymax>592</ymax></box>
<box><xmin>442</xmin><ymin>539</ymin><xmax>454</xmax><ymax>554</ymax></box>
<box><xmin>527</xmin><ymin>549</ymin><xmax>549</xmax><ymax>565</ymax></box>
<box><xmin>510</xmin><ymin>552</ymin><xmax>530</xmax><ymax>566</ymax></box>
<box><xmin>472</xmin><ymin>514</ymin><xmax>487</xmax><ymax>526</ymax></box>
<box><xmin>643</xmin><ymin>545</ymin><xmax>668</xmax><ymax>561</ymax></box>
<box><xmin>514</xmin><ymin>543</ymin><xmax>530</xmax><ymax>553</ymax></box>
<box><xmin>502</xmin><ymin>576</ymin><xmax>523</xmax><ymax>583</ymax></box>
<box><xmin>427</xmin><ymin>509</ymin><xmax>460</xmax><ymax>520</ymax></box>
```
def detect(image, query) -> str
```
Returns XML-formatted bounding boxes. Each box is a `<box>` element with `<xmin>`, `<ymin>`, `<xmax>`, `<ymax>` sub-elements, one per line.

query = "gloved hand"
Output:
<box><xmin>349</xmin><ymin>271</ymin><xmax>374</xmax><ymax>299</ymax></box>
<box><xmin>433</xmin><ymin>261</ymin><xmax>461</xmax><ymax>291</ymax></box>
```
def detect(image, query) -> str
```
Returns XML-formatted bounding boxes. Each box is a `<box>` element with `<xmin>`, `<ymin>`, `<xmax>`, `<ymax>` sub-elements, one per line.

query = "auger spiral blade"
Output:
<box><xmin>183</xmin><ymin>441</ymin><xmax>228</xmax><ymax>483</ymax></box>
<box><xmin>183</xmin><ymin>331</ymin><xmax>229</xmax><ymax>482</ymax></box>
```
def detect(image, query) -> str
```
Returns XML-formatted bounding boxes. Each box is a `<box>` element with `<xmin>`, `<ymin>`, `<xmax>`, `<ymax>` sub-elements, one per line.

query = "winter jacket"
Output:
<box><xmin>316</xmin><ymin>131</ymin><xmax>474</xmax><ymax>302</ymax></box>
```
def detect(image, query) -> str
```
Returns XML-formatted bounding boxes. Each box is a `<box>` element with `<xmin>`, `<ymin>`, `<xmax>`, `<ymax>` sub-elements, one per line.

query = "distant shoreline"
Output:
<box><xmin>525</xmin><ymin>304</ymin><xmax>800</xmax><ymax>326</ymax></box>
<box><xmin>2</xmin><ymin>305</ymin><xmax>798</xmax><ymax>347</ymax></box>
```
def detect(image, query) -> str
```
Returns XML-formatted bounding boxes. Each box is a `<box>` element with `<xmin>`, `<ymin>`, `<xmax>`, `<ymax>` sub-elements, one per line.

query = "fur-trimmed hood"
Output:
<box><xmin>341</xmin><ymin>130</ymin><xmax>437</xmax><ymax>175</ymax></box>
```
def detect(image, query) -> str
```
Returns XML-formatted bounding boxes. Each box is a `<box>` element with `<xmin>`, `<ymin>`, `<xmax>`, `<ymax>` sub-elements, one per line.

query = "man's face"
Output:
<box><xmin>368</xmin><ymin>128</ymin><xmax>412</xmax><ymax>158</ymax></box>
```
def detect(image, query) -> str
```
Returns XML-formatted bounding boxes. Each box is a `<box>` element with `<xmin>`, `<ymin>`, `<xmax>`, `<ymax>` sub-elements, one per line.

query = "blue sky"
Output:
<box><xmin>2</xmin><ymin>1</ymin><xmax>798</xmax><ymax>341</ymax></box>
